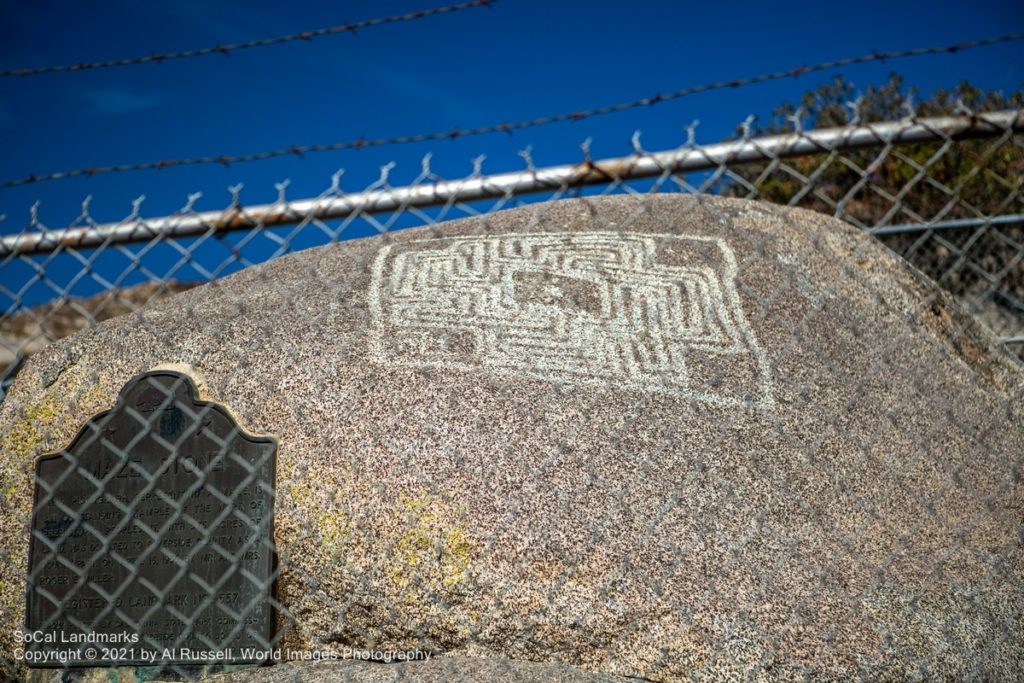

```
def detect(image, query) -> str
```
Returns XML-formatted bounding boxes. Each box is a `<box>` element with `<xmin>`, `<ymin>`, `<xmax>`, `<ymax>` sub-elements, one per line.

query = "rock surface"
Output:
<box><xmin>22</xmin><ymin>658</ymin><xmax>625</xmax><ymax>683</ymax></box>
<box><xmin>2</xmin><ymin>195</ymin><xmax>1022</xmax><ymax>681</ymax></box>
<box><xmin>0</xmin><ymin>281</ymin><xmax>196</xmax><ymax>371</ymax></box>
<box><xmin>208</xmin><ymin>658</ymin><xmax>628</xmax><ymax>683</ymax></box>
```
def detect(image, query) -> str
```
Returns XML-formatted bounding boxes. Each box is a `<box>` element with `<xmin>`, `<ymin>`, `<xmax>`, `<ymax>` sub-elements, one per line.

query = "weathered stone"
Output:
<box><xmin>1</xmin><ymin>195</ymin><xmax>1022</xmax><ymax>681</ymax></box>
<box><xmin>0</xmin><ymin>281</ymin><xmax>197</xmax><ymax>372</ymax></box>
<box><xmin>205</xmin><ymin>658</ymin><xmax>630</xmax><ymax>683</ymax></box>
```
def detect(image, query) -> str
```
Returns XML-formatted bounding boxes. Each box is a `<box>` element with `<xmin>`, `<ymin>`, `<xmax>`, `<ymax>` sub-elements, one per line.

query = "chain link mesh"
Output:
<box><xmin>1</xmin><ymin>107</ymin><xmax>1021</xmax><ymax>681</ymax></box>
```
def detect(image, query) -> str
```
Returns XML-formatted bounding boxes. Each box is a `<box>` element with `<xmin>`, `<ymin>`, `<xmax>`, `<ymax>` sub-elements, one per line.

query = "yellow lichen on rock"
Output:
<box><xmin>1</xmin><ymin>393</ymin><xmax>60</xmax><ymax>462</ymax></box>
<box><xmin>389</xmin><ymin>493</ymin><xmax>475</xmax><ymax>594</ymax></box>
<box><xmin>441</xmin><ymin>527</ymin><xmax>473</xmax><ymax>588</ymax></box>
<box><xmin>319</xmin><ymin>509</ymin><xmax>350</xmax><ymax>547</ymax></box>
<box><xmin>0</xmin><ymin>361</ymin><xmax>114</xmax><ymax>677</ymax></box>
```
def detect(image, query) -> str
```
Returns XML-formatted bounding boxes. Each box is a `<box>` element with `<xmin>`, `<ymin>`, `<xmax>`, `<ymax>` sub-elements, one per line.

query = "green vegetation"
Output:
<box><xmin>723</xmin><ymin>75</ymin><xmax>1023</xmax><ymax>337</ymax></box>
<box><xmin>724</xmin><ymin>74</ymin><xmax>1023</xmax><ymax>226</ymax></box>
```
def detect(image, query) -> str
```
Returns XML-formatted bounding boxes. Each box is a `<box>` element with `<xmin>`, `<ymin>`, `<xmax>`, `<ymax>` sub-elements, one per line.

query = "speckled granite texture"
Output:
<box><xmin>209</xmin><ymin>657</ymin><xmax>630</xmax><ymax>683</ymax></box>
<box><xmin>2</xmin><ymin>195</ymin><xmax>1022</xmax><ymax>681</ymax></box>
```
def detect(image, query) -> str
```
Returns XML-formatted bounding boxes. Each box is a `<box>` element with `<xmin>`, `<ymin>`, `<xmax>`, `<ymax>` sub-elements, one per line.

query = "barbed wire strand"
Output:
<box><xmin>4</xmin><ymin>32</ymin><xmax>1022</xmax><ymax>190</ymax></box>
<box><xmin>0</xmin><ymin>0</ymin><xmax>494</xmax><ymax>78</ymax></box>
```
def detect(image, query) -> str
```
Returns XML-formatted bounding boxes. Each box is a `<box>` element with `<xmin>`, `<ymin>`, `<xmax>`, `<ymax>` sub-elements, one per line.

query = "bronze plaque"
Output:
<box><xmin>25</xmin><ymin>371</ymin><xmax>276</xmax><ymax>667</ymax></box>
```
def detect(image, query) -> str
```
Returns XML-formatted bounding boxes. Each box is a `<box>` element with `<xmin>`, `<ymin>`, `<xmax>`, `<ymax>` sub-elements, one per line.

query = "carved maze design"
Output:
<box><xmin>369</xmin><ymin>232</ymin><xmax>773</xmax><ymax>407</ymax></box>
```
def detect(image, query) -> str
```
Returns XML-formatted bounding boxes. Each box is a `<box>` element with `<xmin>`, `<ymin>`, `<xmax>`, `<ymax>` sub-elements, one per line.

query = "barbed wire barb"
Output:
<box><xmin>3</xmin><ymin>32</ymin><xmax>1022</xmax><ymax>191</ymax></box>
<box><xmin>4</xmin><ymin>109</ymin><xmax>1019</xmax><ymax>257</ymax></box>
<box><xmin>1</xmin><ymin>0</ymin><xmax>494</xmax><ymax>78</ymax></box>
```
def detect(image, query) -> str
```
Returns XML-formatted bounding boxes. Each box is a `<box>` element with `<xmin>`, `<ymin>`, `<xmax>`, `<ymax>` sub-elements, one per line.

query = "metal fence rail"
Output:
<box><xmin>7</xmin><ymin>32</ymin><xmax>1023</xmax><ymax>190</ymax></box>
<box><xmin>2</xmin><ymin>110</ymin><xmax>1020</xmax><ymax>256</ymax></box>
<box><xmin>2</xmin><ymin>108</ymin><xmax>1022</xmax><ymax>377</ymax></box>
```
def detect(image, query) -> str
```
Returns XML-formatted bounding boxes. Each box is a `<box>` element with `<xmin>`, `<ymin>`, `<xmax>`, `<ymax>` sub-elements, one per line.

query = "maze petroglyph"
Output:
<box><xmin>369</xmin><ymin>232</ymin><xmax>773</xmax><ymax>407</ymax></box>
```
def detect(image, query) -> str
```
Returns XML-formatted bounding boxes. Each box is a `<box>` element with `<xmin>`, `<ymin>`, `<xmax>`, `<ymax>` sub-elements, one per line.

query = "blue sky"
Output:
<box><xmin>0</xmin><ymin>0</ymin><xmax>1022</xmax><ymax>305</ymax></box>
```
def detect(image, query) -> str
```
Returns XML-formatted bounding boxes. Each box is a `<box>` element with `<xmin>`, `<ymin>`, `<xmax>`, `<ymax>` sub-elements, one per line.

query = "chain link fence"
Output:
<box><xmin>1</xmin><ymin>107</ymin><xmax>1022</xmax><ymax>681</ymax></box>
<box><xmin>2</xmin><ymin>109</ymin><xmax>1022</xmax><ymax>386</ymax></box>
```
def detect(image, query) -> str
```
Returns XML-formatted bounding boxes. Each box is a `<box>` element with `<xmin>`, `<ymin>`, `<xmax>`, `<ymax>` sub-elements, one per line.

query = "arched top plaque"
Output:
<box><xmin>26</xmin><ymin>370</ymin><xmax>277</xmax><ymax>667</ymax></box>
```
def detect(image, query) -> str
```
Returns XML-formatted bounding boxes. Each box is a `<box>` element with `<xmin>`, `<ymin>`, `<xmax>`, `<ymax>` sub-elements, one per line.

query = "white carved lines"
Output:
<box><xmin>368</xmin><ymin>232</ymin><xmax>773</xmax><ymax>407</ymax></box>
